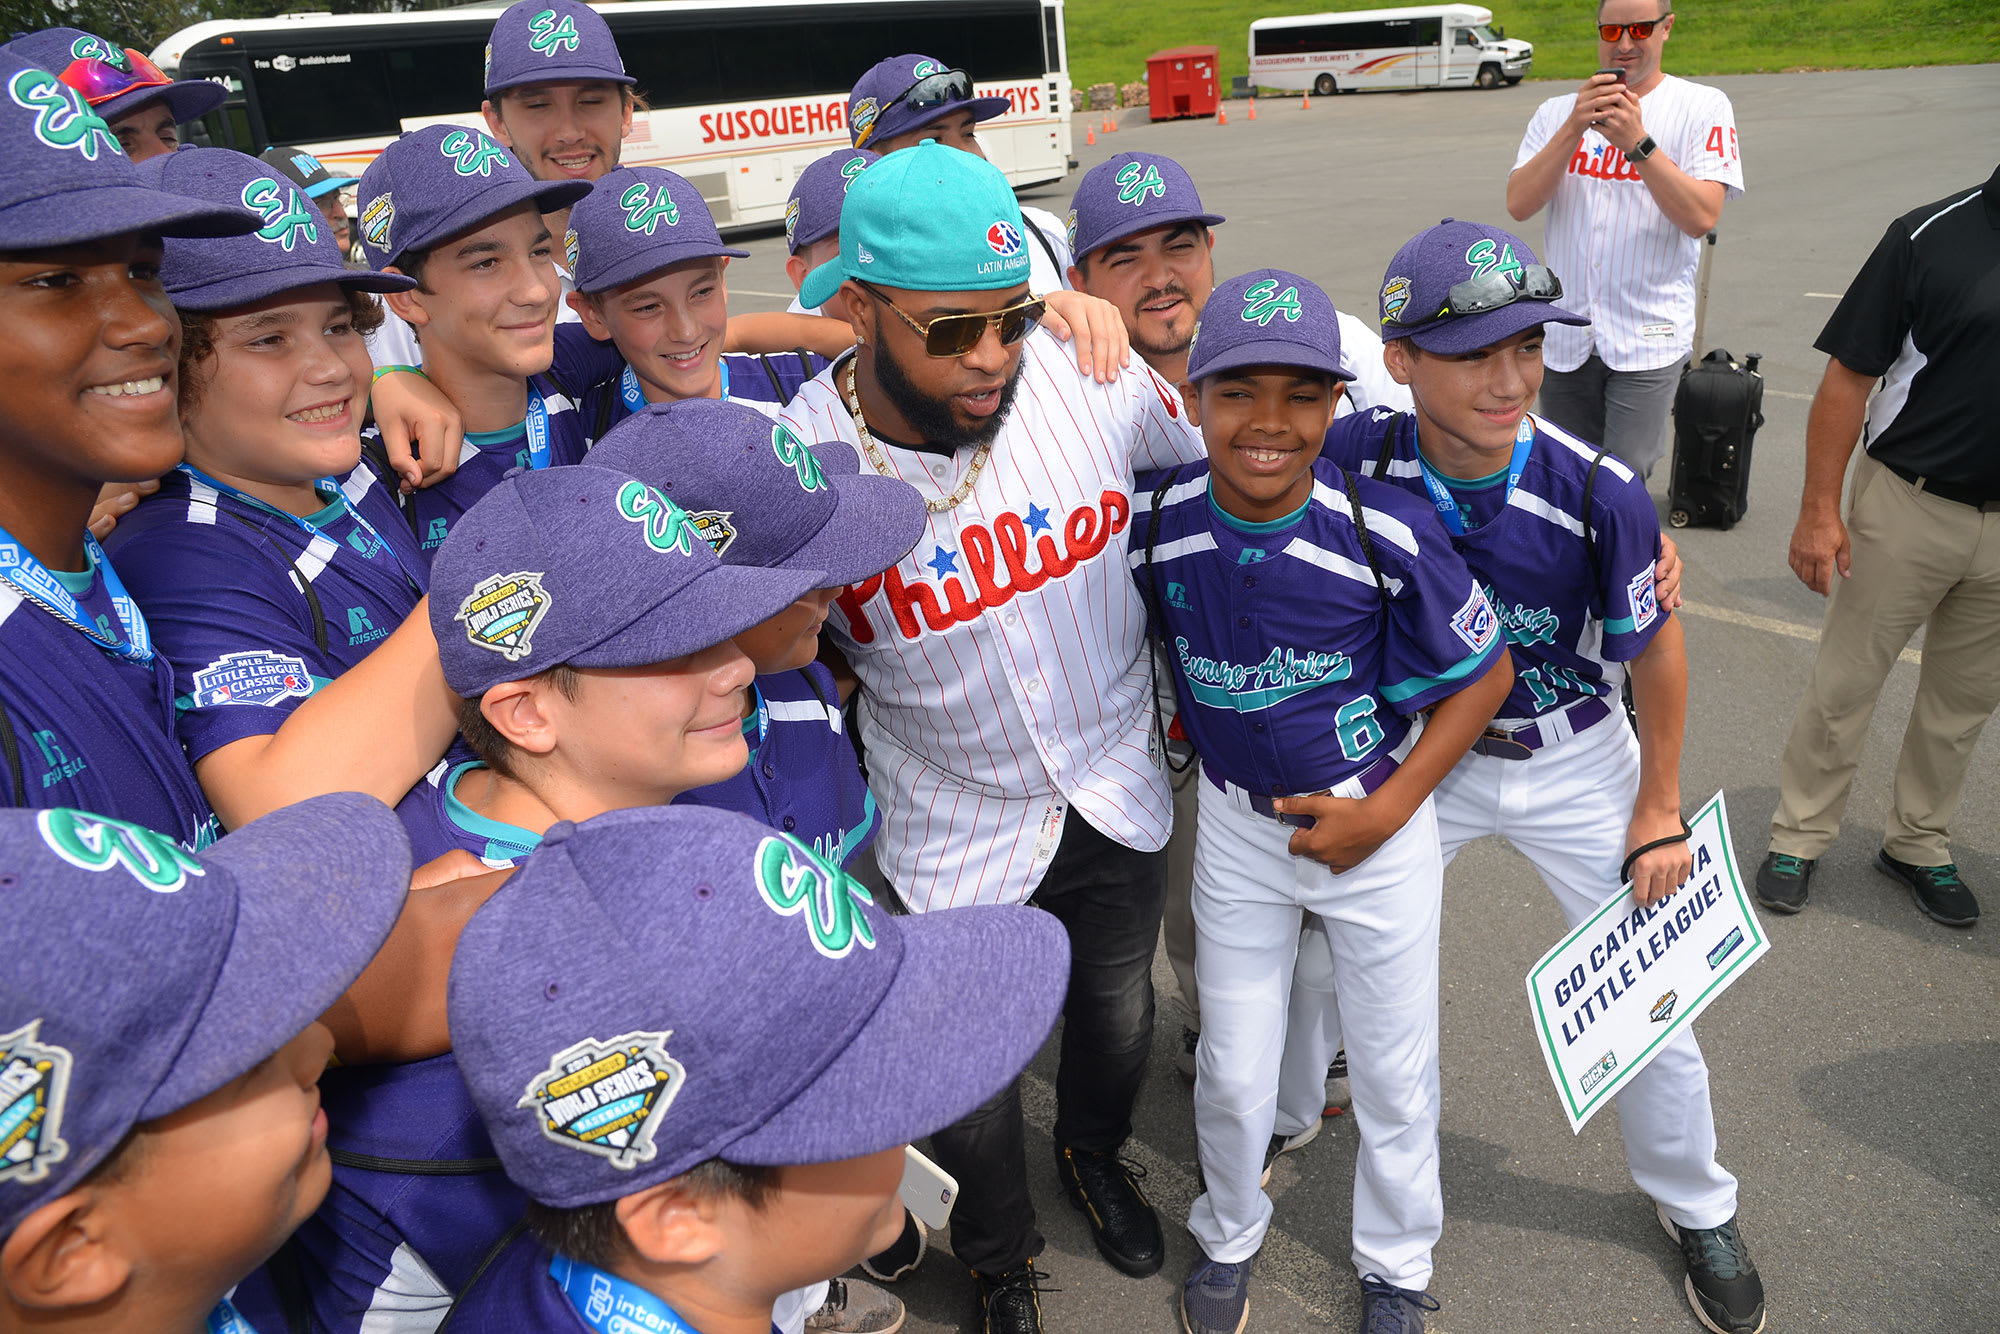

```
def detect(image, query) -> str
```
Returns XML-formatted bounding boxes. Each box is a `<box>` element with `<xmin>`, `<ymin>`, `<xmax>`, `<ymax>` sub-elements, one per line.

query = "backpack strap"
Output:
<box><xmin>259</xmin><ymin>1236</ymin><xmax>316</xmax><ymax>1334</ymax></box>
<box><xmin>223</xmin><ymin>511</ymin><xmax>328</xmax><ymax>655</ymax></box>
<box><xmin>1341</xmin><ymin>468</ymin><xmax>1391</xmax><ymax>615</ymax></box>
<box><xmin>1370</xmin><ymin>411</ymin><xmax>1400</xmax><ymax>482</ymax></box>
<box><xmin>0</xmin><ymin>703</ymin><xmax>24</xmax><ymax>805</ymax></box>
<box><xmin>755</xmin><ymin>352</ymin><xmax>788</xmax><ymax>400</ymax></box>
<box><xmin>1580</xmin><ymin>448</ymin><xmax>1608</xmax><ymax>606</ymax></box>
<box><xmin>359</xmin><ymin>434</ymin><xmax>423</xmax><ymax>541</ymax></box>
<box><xmin>326</xmin><ymin>1148</ymin><xmax>505</xmax><ymax>1175</ymax></box>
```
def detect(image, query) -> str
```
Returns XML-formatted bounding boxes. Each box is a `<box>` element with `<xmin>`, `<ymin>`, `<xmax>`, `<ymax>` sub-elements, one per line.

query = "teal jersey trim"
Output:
<box><xmin>1379</xmin><ymin>645</ymin><xmax>1497</xmax><ymax>705</ymax></box>
<box><xmin>464</xmin><ymin>421</ymin><xmax>528</xmax><ymax>450</ymax></box>
<box><xmin>48</xmin><ymin>554</ymin><xmax>95</xmax><ymax>596</ymax></box>
<box><xmin>1206</xmin><ymin>483</ymin><xmax>1312</xmax><ymax>536</ymax></box>
<box><xmin>828</xmin><ymin>786</ymin><xmax>879</xmax><ymax>868</ymax></box>
<box><xmin>443</xmin><ymin>760</ymin><xmax>543</xmax><ymax>863</ymax></box>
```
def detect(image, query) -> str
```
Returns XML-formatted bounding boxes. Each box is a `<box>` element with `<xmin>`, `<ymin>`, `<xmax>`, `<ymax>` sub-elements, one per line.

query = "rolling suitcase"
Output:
<box><xmin>1666</xmin><ymin>232</ymin><xmax>1764</xmax><ymax>529</ymax></box>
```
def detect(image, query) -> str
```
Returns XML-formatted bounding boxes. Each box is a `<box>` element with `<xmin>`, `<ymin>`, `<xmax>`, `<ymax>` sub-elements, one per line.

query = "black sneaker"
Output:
<box><xmin>1753</xmin><ymin>852</ymin><xmax>1814</xmax><ymax>914</ymax></box>
<box><xmin>861</xmin><ymin>1208</ymin><xmax>926</xmax><ymax>1283</ymax></box>
<box><xmin>1054</xmin><ymin>1142</ymin><xmax>1164</xmax><ymax>1276</ymax></box>
<box><xmin>1259</xmin><ymin>1119</ymin><xmax>1321</xmax><ymax>1187</ymax></box>
<box><xmin>1658</xmin><ymin>1205</ymin><xmax>1766</xmax><ymax>1334</ymax></box>
<box><xmin>1177</xmin><ymin>1025</ymin><xmax>1200</xmax><ymax>1088</ymax></box>
<box><xmin>972</xmin><ymin>1260</ymin><xmax>1052</xmax><ymax>1334</ymax></box>
<box><xmin>1877</xmin><ymin>851</ymin><xmax>1980</xmax><ymax>927</ymax></box>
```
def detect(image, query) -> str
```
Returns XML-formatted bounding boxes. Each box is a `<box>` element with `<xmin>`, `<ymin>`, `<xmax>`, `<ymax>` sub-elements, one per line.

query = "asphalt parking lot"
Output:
<box><xmin>723</xmin><ymin>66</ymin><xmax>2000</xmax><ymax>1334</ymax></box>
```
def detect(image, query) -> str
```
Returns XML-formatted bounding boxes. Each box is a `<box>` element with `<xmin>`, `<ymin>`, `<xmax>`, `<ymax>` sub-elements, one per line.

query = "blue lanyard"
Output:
<box><xmin>177</xmin><ymin>464</ymin><xmax>424</xmax><ymax>593</ymax></box>
<box><xmin>551</xmin><ymin>1254</ymin><xmax>780</xmax><ymax>1334</ymax></box>
<box><xmin>619</xmin><ymin>360</ymin><xmax>730</xmax><ymax>415</ymax></box>
<box><xmin>1413</xmin><ymin>415</ymin><xmax>1534</xmax><ymax>536</ymax></box>
<box><xmin>525</xmin><ymin>387</ymin><xmax>552</xmax><ymax>470</ymax></box>
<box><xmin>0</xmin><ymin>521</ymin><xmax>151</xmax><ymax>663</ymax></box>
<box><xmin>208</xmin><ymin>1296</ymin><xmax>259</xmax><ymax>1333</ymax></box>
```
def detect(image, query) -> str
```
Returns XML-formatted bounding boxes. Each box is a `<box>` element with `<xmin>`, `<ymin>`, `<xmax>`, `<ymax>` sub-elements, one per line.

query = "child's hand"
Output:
<box><xmin>1654</xmin><ymin>535</ymin><xmax>1685</xmax><ymax>610</ymax></box>
<box><xmin>1270</xmin><ymin>792</ymin><xmax>1402</xmax><ymax>873</ymax></box>
<box><xmin>87</xmin><ymin>478</ymin><xmax>159</xmax><ymax>540</ymax></box>
<box><xmin>370</xmin><ymin>370</ymin><xmax>464</xmax><ymax>493</ymax></box>
<box><xmin>1039</xmin><ymin>289</ymin><xmax>1132</xmax><ymax>384</ymax></box>
<box><xmin>1623</xmin><ymin>805</ymin><xmax>1692</xmax><ymax>908</ymax></box>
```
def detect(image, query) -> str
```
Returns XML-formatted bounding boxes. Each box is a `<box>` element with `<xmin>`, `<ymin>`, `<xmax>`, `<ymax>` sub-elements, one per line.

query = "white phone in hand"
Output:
<box><xmin>898</xmin><ymin>1146</ymin><xmax>958</xmax><ymax>1230</ymax></box>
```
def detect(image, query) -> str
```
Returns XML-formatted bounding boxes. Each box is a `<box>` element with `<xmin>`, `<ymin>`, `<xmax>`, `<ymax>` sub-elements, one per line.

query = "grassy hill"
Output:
<box><xmin>1065</xmin><ymin>0</ymin><xmax>2000</xmax><ymax>94</ymax></box>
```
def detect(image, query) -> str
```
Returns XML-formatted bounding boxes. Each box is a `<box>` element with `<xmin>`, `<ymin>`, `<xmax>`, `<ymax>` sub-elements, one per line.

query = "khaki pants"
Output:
<box><xmin>1770</xmin><ymin>453</ymin><xmax>2000</xmax><ymax>864</ymax></box>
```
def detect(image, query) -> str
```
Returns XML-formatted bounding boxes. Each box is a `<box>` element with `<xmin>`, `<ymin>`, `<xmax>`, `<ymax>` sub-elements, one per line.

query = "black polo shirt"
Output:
<box><xmin>1816</xmin><ymin>163</ymin><xmax>2000</xmax><ymax>495</ymax></box>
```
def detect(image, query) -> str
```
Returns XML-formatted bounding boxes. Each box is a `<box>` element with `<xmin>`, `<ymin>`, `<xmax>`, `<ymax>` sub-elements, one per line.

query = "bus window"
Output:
<box><xmin>254</xmin><ymin>50</ymin><xmax>395</xmax><ymax>143</ymax></box>
<box><xmin>384</xmin><ymin>40</ymin><xmax>488</xmax><ymax>122</ymax></box>
<box><xmin>1412</xmin><ymin>18</ymin><xmax>1442</xmax><ymax>45</ymax></box>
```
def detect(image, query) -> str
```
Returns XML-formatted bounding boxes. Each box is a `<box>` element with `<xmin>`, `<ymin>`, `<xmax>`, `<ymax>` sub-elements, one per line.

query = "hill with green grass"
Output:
<box><xmin>1065</xmin><ymin>0</ymin><xmax>2000</xmax><ymax>94</ymax></box>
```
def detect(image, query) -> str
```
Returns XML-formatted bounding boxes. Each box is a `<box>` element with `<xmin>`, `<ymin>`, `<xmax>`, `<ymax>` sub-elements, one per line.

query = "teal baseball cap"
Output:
<box><xmin>797</xmin><ymin>140</ymin><xmax>1030</xmax><ymax>311</ymax></box>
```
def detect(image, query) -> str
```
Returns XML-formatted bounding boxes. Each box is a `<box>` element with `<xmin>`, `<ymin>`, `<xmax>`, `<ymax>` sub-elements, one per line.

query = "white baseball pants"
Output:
<box><xmin>1186</xmin><ymin>778</ymin><xmax>1443</xmax><ymax>1289</ymax></box>
<box><xmin>1432</xmin><ymin>713</ymin><xmax>1740</xmax><ymax>1229</ymax></box>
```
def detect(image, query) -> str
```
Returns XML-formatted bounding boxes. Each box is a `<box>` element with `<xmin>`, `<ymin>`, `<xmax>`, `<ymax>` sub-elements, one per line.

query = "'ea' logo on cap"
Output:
<box><xmin>241</xmin><ymin>177</ymin><xmax>320</xmax><ymax>252</ymax></box>
<box><xmin>68</xmin><ymin>35</ymin><xmax>127</xmax><ymax>69</ymax></box>
<box><xmin>840</xmin><ymin>155</ymin><xmax>868</xmax><ymax>186</ymax></box>
<box><xmin>1381</xmin><ymin>275</ymin><xmax>1412</xmax><ymax>322</ymax></box>
<box><xmin>521</xmin><ymin>1031</ymin><xmax>684</xmax><ymax>1169</ymax></box>
<box><xmin>911</xmin><ymin>58</ymin><xmax>945</xmax><ymax>78</ymax></box>
<box><xmin>0</xmin><ymin>1021</ymin><xmax>72</xmax><ymax>1186</ymax></box>
<box><xmin>615</xmin><ymin>481</ymin><xmax>698</xmax><ymax>556</ymax></box>
<box><xmin>527</xmin><ymin>8</ymin><xmax>582</xmax><ymax>56</ymax></box>
<box><xmin>37</xmin><ymin>808</ymin><xmax>206</xmax><ymax>893</ymax></box>
<box><xmin>457</xmin><ymin>570</ymin><xmax>551</xmax><ymax>661</ymax></box>
<box><xmin>986</xmin><ymin>220</ymin><xmax>1023</xmax><ymax>258</ymax></box>
<box><xmin>1465</xmin><ymin>237</ymin><xmax>1524</xmax><ymax>282</ymax></box>
<box><xmin>439</xmin><ymin>129</ymin><xmax>510</xmax><ymax>178</ymax></box>
<box><xmin>1114</xmin><ymin>160</ymin><xmax>1167</xmax><ymax>206</ymax></box>
<box><xmin>772</xmin><ymin>423</ymin><xmax>827</xmax><ymax>494</ymax></box>
<box><xmin>1241</xmin><ymin>278</ymin><xmax>1303</xmax><ymax>327</ymax></box>
<box><xmin>8</xmin><ymin>69</ymin><xmax>121</xmax><ymax>162</ymax></box>
<box><xmin>756</xmin><ymin>834</ymin><xmax>878</xmax><ymax>959</ymax></box>
<box><xmin>619</xmin><ymin>180</ymin><xmax>680</xmax><ymax>235</ymax></box>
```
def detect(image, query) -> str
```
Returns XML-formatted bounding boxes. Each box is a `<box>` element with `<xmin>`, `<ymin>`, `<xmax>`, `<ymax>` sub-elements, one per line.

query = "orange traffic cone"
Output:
<box><xmin>1302</xmin><ymin>92</ymin><xmax>1312</xmax><ymax>110</ymax></box>
<box><xmin>1247</xmin><ymin>100</ymin><xmax>1258</xmax><ymax>120</ymax></box>
<box><xmin>1085</xmin><ymin>124</ymin><xmax>1095</xmax><ymax>146</ymax></box>
<box><xmin>1102</xmin><ymin>115</ymin><xmax>1113</xmax><ymax>133</ymax></box>
<box><xmin>1217</xmin><ymin>106</ymin><xmax>1228</xmax><ymax>126</ymax></box>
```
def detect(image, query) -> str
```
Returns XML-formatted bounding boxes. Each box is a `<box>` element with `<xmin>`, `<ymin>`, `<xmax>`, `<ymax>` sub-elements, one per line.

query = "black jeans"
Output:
<box><xmin>923</xmin><ymin>811</ymin><xmax>1168</xmax><ymax>1274</ymax></box>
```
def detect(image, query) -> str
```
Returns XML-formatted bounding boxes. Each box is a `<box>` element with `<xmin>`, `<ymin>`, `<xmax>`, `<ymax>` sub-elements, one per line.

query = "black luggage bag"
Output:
<box><xmin>1666</xmin><ymin>347</ymin><xmax>1764</xmax><ymax>530</ymax></box>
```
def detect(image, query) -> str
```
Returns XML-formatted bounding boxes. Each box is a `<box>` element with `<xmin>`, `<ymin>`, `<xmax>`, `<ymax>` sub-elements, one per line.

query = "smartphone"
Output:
<box><xmin>898</xmin><ymin>1145</ymin><xmax>959</xmax><ymax>1231</ymax></box>
<box><xmin>1596</xmin><ymin>66</ymin><xmax>1628</xmax><ymax>84</ymax></box>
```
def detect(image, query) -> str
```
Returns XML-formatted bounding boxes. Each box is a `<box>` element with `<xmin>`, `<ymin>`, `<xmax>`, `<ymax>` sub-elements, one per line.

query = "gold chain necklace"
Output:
<box><xmin>845</xmin><ymin>361</ymin><xmax>991</xmax><ymax>514</ymax></box>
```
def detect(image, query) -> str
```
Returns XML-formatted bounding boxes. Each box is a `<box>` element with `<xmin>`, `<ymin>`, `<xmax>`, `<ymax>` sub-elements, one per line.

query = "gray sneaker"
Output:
<box><xmin>1324</xmin><ymin>1047</ymin><xmax>1351</xmax><ymax>1115</ymax></box>
<box><xmin>1259</xmin><ymin>1119</ymin><xmax>1321</xmax><ymax>1187</ymax></box>
<box><xmin>1753</xmin><ymin>852</ymin><xmax>1814</xmax><ymax>914</ymax></box>
<box><xmin>805</xmin><ymin>1277</ymin><xmax>905</xmax><ymax>1334</ymax></box>
<box><xmin>1182</xmin><ymin>1255</ymin><xmax>1252</xmax><ymax>1334</ymax></box>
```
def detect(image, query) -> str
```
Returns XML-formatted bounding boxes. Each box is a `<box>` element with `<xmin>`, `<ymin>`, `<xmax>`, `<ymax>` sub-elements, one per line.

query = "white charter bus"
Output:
<box><xmin>1249</xmin><ymin>5</ymin><xmax>1532</xmax><ymax>96</ymax></box>
<box><xmin>153</xmin><ymin>0</ymin><xmax>1073</xmax><ymax>230</ymax></box>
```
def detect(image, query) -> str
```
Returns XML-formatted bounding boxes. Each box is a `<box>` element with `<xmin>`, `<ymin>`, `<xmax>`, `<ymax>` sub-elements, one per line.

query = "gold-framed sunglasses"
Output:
<box><xmin>859</xmin><ymin>280</ymin><xmax>1045</xmax><ymax>358</ymax></box>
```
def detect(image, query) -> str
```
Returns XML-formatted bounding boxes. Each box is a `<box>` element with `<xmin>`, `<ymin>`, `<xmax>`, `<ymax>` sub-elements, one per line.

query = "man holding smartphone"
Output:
<box><xmin>1505</xmin><ymin>1</ymin><xmax>1745</xmax><ymax>479</ymax></box>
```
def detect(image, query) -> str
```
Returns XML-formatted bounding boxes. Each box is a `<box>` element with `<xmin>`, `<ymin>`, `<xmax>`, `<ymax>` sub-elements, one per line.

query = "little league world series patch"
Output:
<box><xmin>457</xmin><ymin>571</ymin><xmax>552</xmax><ymax>661</ymax></box>
<box><xmin>0</xmin><ymin>1021</ymin><xmax>71</xmax><ymax>1186</ymax></box>
<box><xmin>522</xmin><ymin>1031</ymin><xmax>685</xmax><ymax>1168</ymax></box>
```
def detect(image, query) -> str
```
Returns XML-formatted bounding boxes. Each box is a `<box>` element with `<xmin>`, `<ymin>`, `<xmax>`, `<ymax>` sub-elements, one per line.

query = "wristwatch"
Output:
<box><xmin>1628</xmin><ymin>134</ymin><xmax>1658</xmax><ymax>162</ymax></box>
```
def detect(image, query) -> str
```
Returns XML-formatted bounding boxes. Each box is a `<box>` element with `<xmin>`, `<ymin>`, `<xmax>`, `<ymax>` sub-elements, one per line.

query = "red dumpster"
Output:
<box><xmin>1146</xmin><ymin>45</ymin><xmax>1219</xmax><ymax>121</ymax></box>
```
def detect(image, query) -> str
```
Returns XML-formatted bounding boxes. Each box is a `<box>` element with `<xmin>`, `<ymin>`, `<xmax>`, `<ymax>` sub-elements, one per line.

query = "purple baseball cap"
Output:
<box><xmin>448</xmin><ymin>804</ymin><xmax>1069</xmax><ymax>1206</ymax></box>
<box><xmin>848</xmin><ymin>54</ymin><xmax>1009</xmax><ymax>150</ymax></box>
<box><xmin>354</xmin><ymin>124</ymin><xmax>590</xmax><ymax>272</ymax></box>
<box><xmin>0</xmin><ymin>51</ymin><xmax>256</xmax><ymax>249</ymax></box>
<box><xmin>587</xmin><ymin>399</ymin><xmax>927</xmax><ymax>589</ymax></box>
<box><xmin>786</xmin><ymin>148</ymin><xmax>879</xmax><ymax>254</ymax></box>
<box><xmin>1066</xmin><ymin>151</ymin><xmax>1224</xmax><ymax>263</ymax></box>
<box><xmin>430</xmin><ymin>465</ymin><xmax>823</xmax><ymax>698</ymax></box>
<box><xmin>142</xmin><ymin>148</ymin><xmax>415</xmax><ymax>311</ymax></box>
<box><xmin>483</xmin><ymin>0</ymin><xmax>636</xmax><ymax>98</ymax></box>
<box><xmin>566</xmin><ymin>166</ymin><xmax>747</xmax><ymax>295</ymax></box>
<box><xmin>0</xmin><ymin>796</ymin><xmax>409</xmax><ymax>1236</ymax></box>
<box><xmin>1186</xmin><ymin>268</ymin><xmax>1355</xmax><ymax>384</ymax></box>
<box><xmin>3</xmin><ymin>28</ymin><xmax>225</xmax><ymax>127</ymax></box>
<box><xmin>1378</xmin><ymin>218</ymin><xmax>1588</xmax><ymax>354</ymax></box>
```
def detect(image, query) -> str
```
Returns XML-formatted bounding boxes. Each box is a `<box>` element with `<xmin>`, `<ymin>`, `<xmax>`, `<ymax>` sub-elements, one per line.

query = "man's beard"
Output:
<box><xmin>1130</xmin><ymin>281</ymin><xmax>1197</xmax><ymax>362</ymax></box>
<box><xmin>871</xmin><ymin>328</ymin><xmax>1023</xmax><ymax>451</ymax></box>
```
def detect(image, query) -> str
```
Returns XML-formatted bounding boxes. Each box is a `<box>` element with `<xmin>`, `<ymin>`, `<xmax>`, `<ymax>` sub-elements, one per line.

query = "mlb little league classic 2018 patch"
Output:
<box><xmin>522</xmin><ymin>1031</ymin><xmax>686</xmax><ymax>1169</ymax></box>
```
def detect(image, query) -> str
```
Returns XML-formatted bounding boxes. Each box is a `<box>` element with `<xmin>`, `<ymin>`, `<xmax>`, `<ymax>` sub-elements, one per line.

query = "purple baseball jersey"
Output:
<box><xmin>105</xmin><ymin>460</ymin><xmax>429</xmax><ymax>763</ymax></box>
<box><xmin>1322</xmin><ymin>408</ymin><xmax>1668</xmax><ymax>726</ymax></box>
<box><xmin>231</xmin><ymin>1054</ymin><xmax>522</xmax><ymax>1332</ymax></box>
<box><xmin>1132</xmin><ymin>455</ymin><xmax>1503</xmax><ymax>795</ymax></box>
<box><xmin>437</xmin><ymin>1230</ymin><xmax>587</xmax><ymax>1331</ymax></box>
<box><xmin>672</xmin><ymin>664</ymin><xmax>877</xmax><ymax>869</ymax></box>
<box><xmin>0</xmin><ymin>552</ymin><xmax>216</xmax><ymax>847</ymax></box>
<box><xmin>401</xmin><ymin>758</ymin><xmax>543</xmax><ymax>869</ymax></box>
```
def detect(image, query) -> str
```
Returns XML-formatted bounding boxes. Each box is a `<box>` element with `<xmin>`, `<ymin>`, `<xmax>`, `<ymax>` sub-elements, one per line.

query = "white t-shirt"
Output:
<box><xmin>1514</xmin><ymin>73</ymin><xmax>1745</xmax><ymax>372</ymax></box>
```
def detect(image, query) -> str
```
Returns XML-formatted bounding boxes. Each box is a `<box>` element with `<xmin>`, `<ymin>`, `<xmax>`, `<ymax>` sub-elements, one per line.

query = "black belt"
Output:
<box><xmin>1469</xmin><ymin>696</ymin><xmax>1613</xmax><ymax>761</ymax></box>
<box><xmin>1885</xmin><ymin>462</ymin><xmax>2000</xmax><ymax>512</ymax></box>
<box><xmin>1203</xmin><ymin>750</ymin><xmax>1402</xmax><ymax>829</ymax></box>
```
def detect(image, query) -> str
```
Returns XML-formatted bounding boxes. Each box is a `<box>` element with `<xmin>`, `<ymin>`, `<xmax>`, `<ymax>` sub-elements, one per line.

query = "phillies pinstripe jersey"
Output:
<box><xmin>673</xmin><ymin>664</ymin><xmax>878</xmax><ymax>870</ymax></box>
<box><xmin>1323</xmin><ymin>408</ymin><xmax>1668</xmax><ymax>726</ymax></box>
<box><xmin>1132</xmin><ymin>457</ymin><xmax>1502</xmax><ymax>795</ymax></box>
<box><xmin>1515</xmin><ymin>74</ymin><xmax>1744</xmax><ymax>372</ymax></box>
<box><xmin>778</xmin><ymin>332</ymin><xmax>1205</xmax><ymax>911</ymax></box>
<box><xmin>104</xmin><ymin>458</ymin><xmax>429</xmax><ymax>764</ymax></box>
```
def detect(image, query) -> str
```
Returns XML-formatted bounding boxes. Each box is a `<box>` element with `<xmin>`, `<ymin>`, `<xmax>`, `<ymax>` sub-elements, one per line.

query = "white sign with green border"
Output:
<box><xmin>1525</xmin><ymin>790</ymin><xmax>1768</xmax><ymax>1133</ymax></box>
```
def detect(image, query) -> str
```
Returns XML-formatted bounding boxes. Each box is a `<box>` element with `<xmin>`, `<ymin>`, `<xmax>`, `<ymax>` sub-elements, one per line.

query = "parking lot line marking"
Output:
<box><xmin>1804</xmin><ymin>292</ymin><xmax>1845</xmax><ymax>298</ymax></box>
<box><xmin>1766</xmin><ymin>388</ymin><xmax>1813</xmax><ymax>400</ymax></box>
<box><xmin>1679</xmin><ymin>599</ymin><xmax>1921</xmax><ymax>665</ymax></box>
